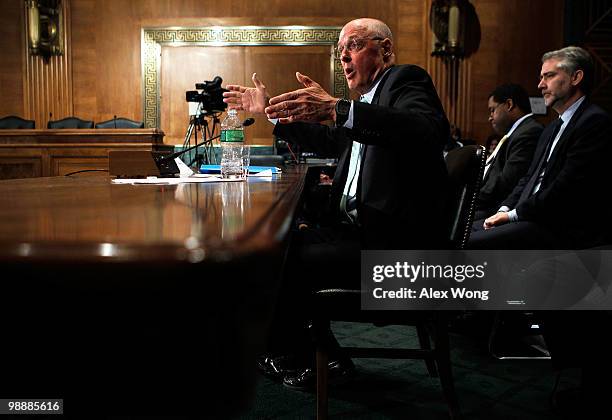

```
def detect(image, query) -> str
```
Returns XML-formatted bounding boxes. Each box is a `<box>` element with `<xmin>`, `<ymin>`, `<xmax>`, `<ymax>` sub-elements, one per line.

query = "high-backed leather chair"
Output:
<box><xmin>445</xmin><ymin>145</ymin><xmax>487</xmax><ymax>249</ymax></box>
<box><xmin>95</xmin><ymin>117</ymin><xmax>144</xmax><ymax>129</ymax></box>
<box><xmin>47</xmin><ymin>117</ymin><xmax>94</xmax><ymax>129</ymax></box>
<box><xmin>313</xmin><ymin>145</ymin><xmax>486</xmax><ymax>420</ymax></box>
<box><xmin>0</xmin><ymin>115</ymin><xmax>35</xmax><ymax>129</ymax></box>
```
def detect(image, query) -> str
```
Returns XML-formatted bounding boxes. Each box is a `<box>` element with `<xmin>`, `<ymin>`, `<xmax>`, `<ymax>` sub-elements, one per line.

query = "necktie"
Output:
<box><xmin>483</xmin><ymin>134</ymin><xmax>509</xmax><ymax>179</ymax></box>
<box><xmin>519</xmin><ymin>117</ymin><xmax>563</xmax><ymax>202</ymax></box>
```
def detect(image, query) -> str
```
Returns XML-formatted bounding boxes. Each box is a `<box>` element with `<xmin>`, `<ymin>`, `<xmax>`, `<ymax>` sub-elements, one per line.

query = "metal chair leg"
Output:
<box><xmin>316</xmin><ymin>348</ymin><xmax>328</xmax><ymax>420</ymax></box>
<box><xmin>417</xmin><ymin>324</ymin><xmax>438</xmax><ymax>377</ymax></box>
<box><xmin>434</xmin><ymin>318</ymin><xmax>462</xmax><ymax>419</ymax></box>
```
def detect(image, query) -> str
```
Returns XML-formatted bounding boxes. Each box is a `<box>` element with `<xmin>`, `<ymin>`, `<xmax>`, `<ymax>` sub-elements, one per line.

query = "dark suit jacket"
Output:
<box><xmin>274</xmin><ymin>64</ymin><xmax>450</xmax><ymax>249</ymax></box>
<box><xmin>501</xmin><ymin>99</ymin><xmax>612</xmax><ymax>248</ymax></box>
<box><xmin>477</xmin><ymin>116</ymin><xmax>543</xmax><ymax>214</ymax></box>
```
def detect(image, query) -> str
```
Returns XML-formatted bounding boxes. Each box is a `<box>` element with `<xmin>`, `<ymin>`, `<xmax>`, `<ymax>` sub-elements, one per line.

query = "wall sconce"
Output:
<box><xmin>25</xmin><ymin>0</ymin><xmax>63</xmax><ymax>61</ymax></box>
<box><xmin>430</xmin><ymin>0</ymin><xmax>467</xmax><ymax>60</ymax></box>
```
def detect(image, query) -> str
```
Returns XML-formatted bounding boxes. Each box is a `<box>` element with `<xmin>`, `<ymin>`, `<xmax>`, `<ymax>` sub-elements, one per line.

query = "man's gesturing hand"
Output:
<box><xmin>223</xmin><ymin>73</ymin><xmax>269</xmax><ymax>114</ymax></box>
<box><xmin>265</xmin><ymin>72</ymin><xmax>338</xmax><ymax>124</ymax></box>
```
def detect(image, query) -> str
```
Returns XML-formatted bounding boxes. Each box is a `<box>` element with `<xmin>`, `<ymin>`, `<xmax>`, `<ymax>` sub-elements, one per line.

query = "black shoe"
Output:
<box><xmin>490</xmin><ymin>333</ymin><xmax>550</xmax><ymax>359</ymax></box>
<box><xmin>282</xmin><ymin>358</ymin><xmax>355</xmax><ymax>391</ymax></box>
<box><xmin>256</xmin><ymin>354</ymin><xmax>304</xmax><ymax>380</ymax></box>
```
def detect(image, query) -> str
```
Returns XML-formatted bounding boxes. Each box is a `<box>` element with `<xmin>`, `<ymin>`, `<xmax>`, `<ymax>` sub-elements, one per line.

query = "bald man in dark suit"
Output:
<box><xmin>224</xmin><ymin>18</ymin><xmax>450</xmax><ymax>390</ymax></box>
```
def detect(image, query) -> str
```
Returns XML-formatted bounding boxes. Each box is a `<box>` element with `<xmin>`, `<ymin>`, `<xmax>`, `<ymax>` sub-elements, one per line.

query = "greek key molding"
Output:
<box><xmin>141</xmin><ymin>26</ymin><xmax>345</xmax><ymax>128</ymax></box>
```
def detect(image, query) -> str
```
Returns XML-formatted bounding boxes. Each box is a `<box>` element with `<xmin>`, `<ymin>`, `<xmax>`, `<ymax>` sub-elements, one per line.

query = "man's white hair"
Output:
<box><xmin>346</xmin><ymin>18</ymin><xmax>394</xmax><ymax>41</ymax></box>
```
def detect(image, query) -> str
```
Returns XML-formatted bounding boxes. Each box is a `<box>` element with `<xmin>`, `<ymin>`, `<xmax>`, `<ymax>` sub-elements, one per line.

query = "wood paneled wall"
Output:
<box><xmin>0</xmin><ymin>1</ymin><xmax>26</xmax><ymax>118</ymax></box>
<box><xmin>431</xmin><ymin>0</ymin><xmax>565</xmax><ymax>143</ymax></box>
<box><xmin>23</xmin><ymin>0</ymin><xmax>73</xmax><ymax>128</ymax></box>
<box><xmin>0</xmin><ymin>0</ymin><xmax>565</xmax><ymax>144</ymax></box>
<box><xmin>160</xmin><ymin>45</ymin><xmax>331</xmax><ymax>144</ymax></box>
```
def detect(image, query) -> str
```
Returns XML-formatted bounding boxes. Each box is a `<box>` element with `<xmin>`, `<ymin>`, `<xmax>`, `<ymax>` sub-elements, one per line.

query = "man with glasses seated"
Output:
<box><xmin>476</xmin><ymin>83</ymin><xmax>543</xmax><ymax>220</ymax></box>
<box><xmin>223</xmin><ymin>18</ymin><xmax>450</xmax><ymax>390</ymax></box>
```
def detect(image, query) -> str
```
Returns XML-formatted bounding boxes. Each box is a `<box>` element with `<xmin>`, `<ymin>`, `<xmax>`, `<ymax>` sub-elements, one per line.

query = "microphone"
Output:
<box><xmin>159</xmin><ymin>133</ymin><xmax>221</xmax><ymax>162</ymax></box>
<box><xmin>159</xmin><ymin>118</ymin><xmax>255</xmax><ymax>162</ymax></box>
<box><xmin>113</xmin><ymin>115</ymin><xmax>117</xmax><ymax>128</ymax></box>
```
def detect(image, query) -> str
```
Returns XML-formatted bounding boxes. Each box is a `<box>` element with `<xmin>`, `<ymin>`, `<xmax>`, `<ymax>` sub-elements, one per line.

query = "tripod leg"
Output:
<box><xmin>210</xmin><ymin>116</ymin><xmax>220</xmax><ymax>164</ymax></box>
<box><xmin>181</xmin><ymin>122</ymin><xmax>195</xmax><ymax>164</ymax></box>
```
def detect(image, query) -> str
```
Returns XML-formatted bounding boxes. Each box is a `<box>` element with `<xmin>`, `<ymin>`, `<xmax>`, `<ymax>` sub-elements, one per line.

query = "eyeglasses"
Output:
<box><xmin>334</xmin><ymin>37</ymin><xmax>384</xmax><ymax>59</ymax></box>
<box><xmin>487</xmin><ymin>102</ymin><xmax>505</xmax><ymax>116</ymax></box>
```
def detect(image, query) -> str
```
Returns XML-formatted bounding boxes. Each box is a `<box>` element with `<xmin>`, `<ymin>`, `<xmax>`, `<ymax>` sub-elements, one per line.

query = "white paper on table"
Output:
<box><xmin>248</xmin><ymin>169</ymin><xmax>273</xmax><ymax>177</ymax></box>
<box><xmin>111</xmin><ymin>175</ymin><xmax>242</xmax><ymax>185</ymax></box>
<box><xmin>175</xmin><ymin>157</ymin><xmax>195</xmax><ymax>177</ymax></box>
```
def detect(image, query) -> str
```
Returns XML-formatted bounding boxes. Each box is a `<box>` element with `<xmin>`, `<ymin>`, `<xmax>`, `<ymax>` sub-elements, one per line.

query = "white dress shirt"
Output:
<box><xmin>339</xmin><ymin>69</ymin><xmax>391</xmax><ymax>222</ymax></box>
<box><xmin>503</xmin><ymin>96</ymin><xmax>585</xmax><ymax>222</ymax></box>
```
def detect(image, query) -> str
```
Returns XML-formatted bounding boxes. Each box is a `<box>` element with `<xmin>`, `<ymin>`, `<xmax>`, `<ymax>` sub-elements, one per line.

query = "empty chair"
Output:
<box><xmin>47</xmin><ymin>117</ymin><xmax>94</xmax><ymax>129</ymax></box>
<box><xmin>0</xmin><ymin>115</ymin><xmax>35</xmax><ymax>129</ymax></box>
<box><xmin>95</xmin><ymin>117</ymin><xmax>144</xmax><ymax>129</ymax></box>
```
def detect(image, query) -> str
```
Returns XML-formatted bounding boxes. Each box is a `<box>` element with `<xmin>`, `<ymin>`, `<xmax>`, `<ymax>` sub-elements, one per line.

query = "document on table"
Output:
<box><xmin>112</xmin><ymin>175</ymin><xmax>231</xmax><ymax>185</ymax></box>
<box><xmin>111</xmin><ymin>170</ymin><xmax>275</xmax><ymax>185</ymax></box>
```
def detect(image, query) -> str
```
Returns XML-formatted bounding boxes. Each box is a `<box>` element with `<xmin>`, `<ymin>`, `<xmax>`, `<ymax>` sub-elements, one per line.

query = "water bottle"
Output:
<box><xmin>220</xmin><ymin>109</ymin><xmax>245</xmax><ymax>179</ymax></box>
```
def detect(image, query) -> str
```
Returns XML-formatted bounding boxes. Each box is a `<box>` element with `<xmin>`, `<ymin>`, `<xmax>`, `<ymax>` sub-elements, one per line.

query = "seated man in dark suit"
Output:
<box><xmin>224</xmin><ymin>18</ymin><xmax>450</xmax><ymax>389</ymax></box>
<box><xmin>469</xmin><ymin>46</ymin><xmax>612</xmax><ymax>250</ymax></box>
<box><xmin>469</xmin><ymin>46</ymin><xmax>612</xmax><ymax>416</ymax></box>
<box><xmin>475</xmin><ymin>83</ymin><xmax>543</xmax><ymax>220</ymax></box>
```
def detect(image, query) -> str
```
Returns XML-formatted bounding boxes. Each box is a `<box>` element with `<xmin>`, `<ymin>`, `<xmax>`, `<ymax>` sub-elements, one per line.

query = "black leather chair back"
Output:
<box><xmin>95</xmin><ymin>117</ymin><xmax>144</xmax><ymax>129</ymax></box>
<box><xmin>445</xmin><ymin>145</ymin><xmax>486</xmax><ymax>249</ymax></box>
<box><xmin>0</xmin><ymin>115</ymin><xmax>35</xmax><ymax>129</ymax></box>
<box><xmin>47</xmin><ymin>117</ymin><xmax>94</xmax><ymax>129</ymax></box>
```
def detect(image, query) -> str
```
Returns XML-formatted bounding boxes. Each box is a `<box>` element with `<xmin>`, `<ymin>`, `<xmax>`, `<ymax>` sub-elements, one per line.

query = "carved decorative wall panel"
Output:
<box><xmin>141</xmin><ymin>26</ymin><xmax>343</xmax><ymax>128</ymax></box>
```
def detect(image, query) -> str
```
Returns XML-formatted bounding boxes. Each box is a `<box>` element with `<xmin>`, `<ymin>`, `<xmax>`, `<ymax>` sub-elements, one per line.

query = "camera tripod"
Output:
<box><xmin>181</xmin><ymin>111</ymin><xmax>221</xmax><ymax>168</ymax></box>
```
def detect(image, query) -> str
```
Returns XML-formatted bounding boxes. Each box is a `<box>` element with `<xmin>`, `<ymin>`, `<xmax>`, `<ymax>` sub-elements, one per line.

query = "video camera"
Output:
<box><xmin>185</xmin><ymin>76</ymin><xmax>228</xmax><ymax>114</ymax></box>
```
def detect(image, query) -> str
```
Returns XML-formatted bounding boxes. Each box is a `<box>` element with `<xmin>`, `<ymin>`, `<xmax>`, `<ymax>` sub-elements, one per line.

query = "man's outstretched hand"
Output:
<box><xmin>265</xmin><ymin>72</ymin><xmax>338</xmax><ymax>124</ymax></box>
<box><xmin>223</xmin><ymin>73</ymin><xmax>269</xmax><ymax>114</ymax></box>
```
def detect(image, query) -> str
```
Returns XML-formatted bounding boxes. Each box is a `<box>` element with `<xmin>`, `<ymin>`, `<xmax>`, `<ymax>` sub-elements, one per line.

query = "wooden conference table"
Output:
<box><xmin>0</xmin><ymin>167</ymin><xmax>307</xmax><ymax>416</ymax></box>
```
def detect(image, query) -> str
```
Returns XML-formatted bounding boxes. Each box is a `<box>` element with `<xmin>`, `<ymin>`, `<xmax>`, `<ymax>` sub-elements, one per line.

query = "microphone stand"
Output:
<box><xmin>159</xmin><ymin>134</ymin><xmax>221</xmax><ymax>163</ymax></box>
<box><xmin>181</xmin><ymin>113</ymin><xmax>203</xmax><ymax>168</ymax></box>
<box><xmin>161</xmin><ymin>117</ymin><xmax>254</xmax><ymax>171</ymax></box>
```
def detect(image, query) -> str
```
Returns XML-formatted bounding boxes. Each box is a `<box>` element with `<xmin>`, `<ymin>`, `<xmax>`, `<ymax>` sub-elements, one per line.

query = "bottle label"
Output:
<box><xmin>221</xmin><ymin>129</ymin><xmax>244</xmax><ymax>143</ymax></box>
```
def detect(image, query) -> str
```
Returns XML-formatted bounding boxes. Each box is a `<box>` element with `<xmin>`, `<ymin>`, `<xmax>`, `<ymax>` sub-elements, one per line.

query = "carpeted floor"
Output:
<box><xmin>241</xmin><ymin>321</ymin><xmax>580</xmax><ymax>419</ymax></box>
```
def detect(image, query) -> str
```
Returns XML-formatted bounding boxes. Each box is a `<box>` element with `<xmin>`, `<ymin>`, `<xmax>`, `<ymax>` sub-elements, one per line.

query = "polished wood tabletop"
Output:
<box><xmin>0</xmin><ymin>166</ymin><xmax>307</xmax><ymax>263</ymax></box>
<box><xmin>0</xmin><ymin>165</ymin><xmax>308</xmax><ymax>415</ymax></box>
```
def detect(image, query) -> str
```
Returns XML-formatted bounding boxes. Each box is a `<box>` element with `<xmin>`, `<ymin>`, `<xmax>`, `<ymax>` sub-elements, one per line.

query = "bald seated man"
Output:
<box><xmin>224</xmin><ymin>18</ymin><xmax>450</xmax><ymax>390</ymax></box>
